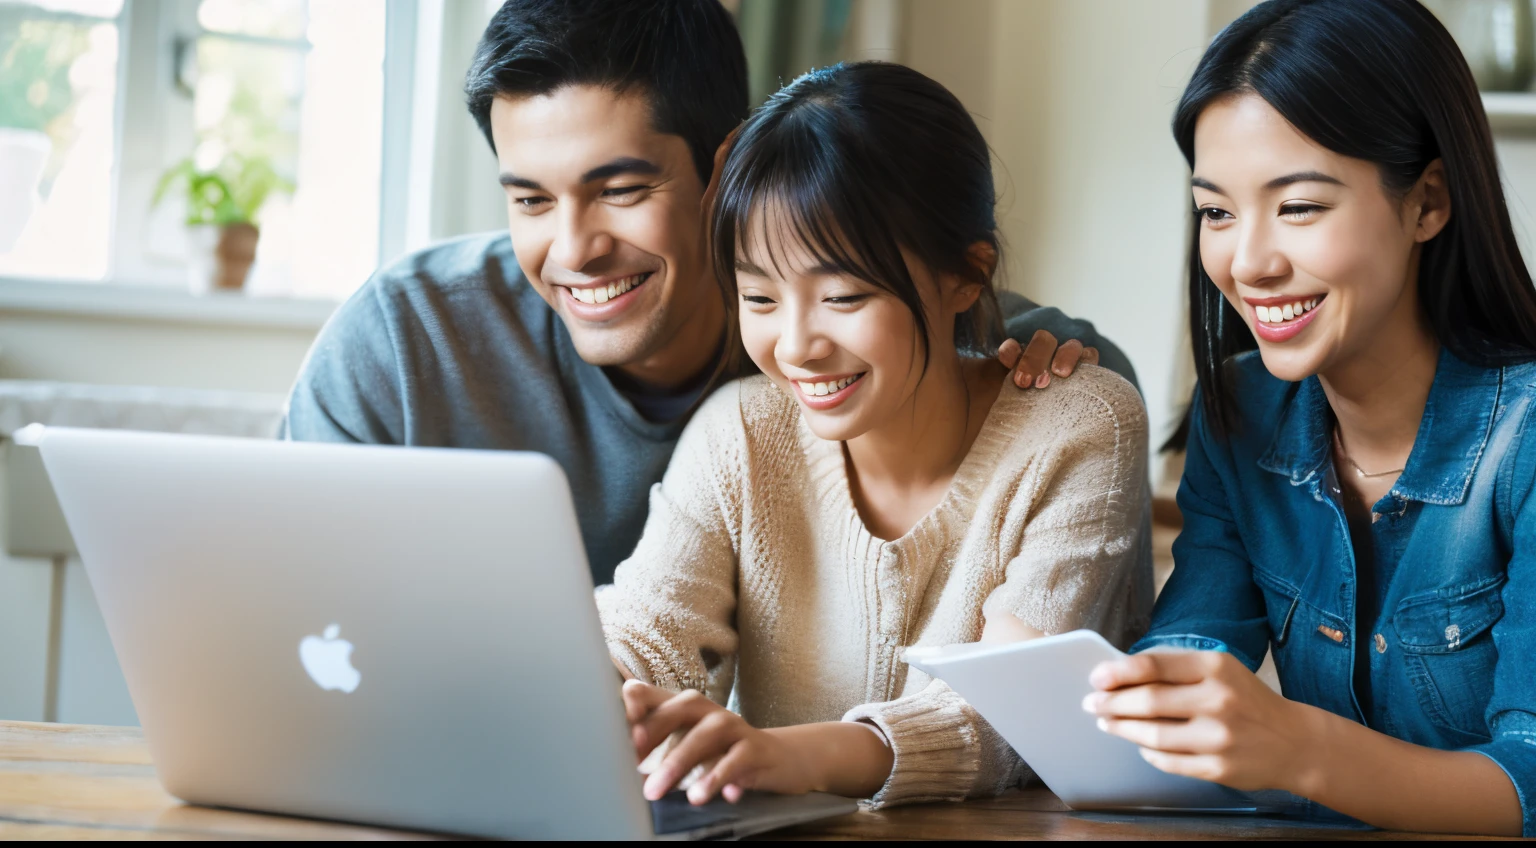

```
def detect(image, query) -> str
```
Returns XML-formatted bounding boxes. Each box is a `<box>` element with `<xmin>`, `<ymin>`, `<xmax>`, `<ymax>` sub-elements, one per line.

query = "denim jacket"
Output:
<box><xmin>1136</xmin><ymin>349</ymin><xmax>1536</xmax><ymax>835</ymax></box>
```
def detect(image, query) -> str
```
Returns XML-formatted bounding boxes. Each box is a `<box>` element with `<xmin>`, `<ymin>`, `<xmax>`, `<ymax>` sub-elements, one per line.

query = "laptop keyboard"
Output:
<box><xmin>650</xmin><ymin>791</ymin><xmax>742</xmax><ymax>835</ymax></box>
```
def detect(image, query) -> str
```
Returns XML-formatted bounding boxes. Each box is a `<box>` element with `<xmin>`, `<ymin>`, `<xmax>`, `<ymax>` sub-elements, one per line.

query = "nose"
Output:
<box><xmin>1228</xmin><ymin>218</ymin><xmax>1289</xmax><ymax>289</ymax></box>
<box><xmin>547</xmin><ymin>202</ymin><xmax>615</xmax><ymax>272</ymax></box>
<box><xmin>774</xmin><ymin>306</ymin><xmax>836</xmax><ymax>371</ymax></box>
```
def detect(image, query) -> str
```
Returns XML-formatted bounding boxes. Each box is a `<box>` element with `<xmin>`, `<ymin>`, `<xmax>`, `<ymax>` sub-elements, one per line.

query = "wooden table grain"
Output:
<box><xmin>0</xmin><ymin>721</ymin><xmax>1503</xmax><ymax>840</ymax></box>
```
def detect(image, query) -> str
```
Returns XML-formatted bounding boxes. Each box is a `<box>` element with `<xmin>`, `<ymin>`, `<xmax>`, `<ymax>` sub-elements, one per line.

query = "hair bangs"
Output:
<box><xmin>718</xmin><ymin>125</ymin><xmax>911</xmax><ymax>303</ymax></box>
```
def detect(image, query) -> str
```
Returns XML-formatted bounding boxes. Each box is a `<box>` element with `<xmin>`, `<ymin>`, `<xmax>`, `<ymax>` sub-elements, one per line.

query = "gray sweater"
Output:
<box><xmin>280</xmin><ymin>232</ymin><xmax>1139</xmax><ymax>585</ymax></box>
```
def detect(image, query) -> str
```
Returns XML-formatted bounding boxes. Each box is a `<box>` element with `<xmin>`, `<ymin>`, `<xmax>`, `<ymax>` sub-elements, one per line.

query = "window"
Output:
<box><xmin>0</xmin><ymin>0</ymin><xmax>123</xmax><ymax>281</ymax></box>
<box><xmin>0</xmin><ymin>0</ymin><xmax>387</xmax><ymax>299</ymax></box>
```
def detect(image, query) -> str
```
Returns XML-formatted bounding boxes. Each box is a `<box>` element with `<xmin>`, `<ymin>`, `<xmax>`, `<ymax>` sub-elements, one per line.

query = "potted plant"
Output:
<box><xmin>152</xmin><ymin>154</ymin><xmax>292</xmax><ymax>293</ymax></box>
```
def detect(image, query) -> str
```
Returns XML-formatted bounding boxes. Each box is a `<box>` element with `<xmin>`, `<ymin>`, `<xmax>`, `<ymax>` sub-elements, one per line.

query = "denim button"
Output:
<box><xmin>1374</xmin><ymin>633</ymin><xmax>1387</xmax><ymax>654</ymax></box>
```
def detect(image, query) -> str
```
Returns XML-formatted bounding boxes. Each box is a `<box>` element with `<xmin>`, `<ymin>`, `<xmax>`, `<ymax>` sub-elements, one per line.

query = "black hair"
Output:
<box><xmin>464</xmin><ymin>0</ymin><xmax>749</xmax><ymax>184</ymax></box>
<box><xmin>710</xmin><ymin>61</ymin><xmax>1002</xmax><ymax>372</ymax></box>
<box><xmin>1172</xmin><ymin>0</ymin><xmax>1536</xmax><ymax>445</ymax></box>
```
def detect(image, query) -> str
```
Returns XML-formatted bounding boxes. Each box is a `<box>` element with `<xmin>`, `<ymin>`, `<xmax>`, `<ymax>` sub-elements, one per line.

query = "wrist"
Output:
<box><xmin>770</xmin><ymin>722</ymin><xmax>893</xmax><ymax>797</ymax></box>
<box><xmin>1283</xmin><ymin>701</ymin><xmax>1335</xmax><ymax>799</ymax></box>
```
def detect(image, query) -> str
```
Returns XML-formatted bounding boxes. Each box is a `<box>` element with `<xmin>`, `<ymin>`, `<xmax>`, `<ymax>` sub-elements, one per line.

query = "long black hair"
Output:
<box><xmin>1174</xmin><ymin>0</ymin><xmax>1536</xmax><ymax>444</ymax></box>
<box><xmin>710</xmin><ymin>61</ymin><xmax>1003</xmax><ymax>372</ymax></box>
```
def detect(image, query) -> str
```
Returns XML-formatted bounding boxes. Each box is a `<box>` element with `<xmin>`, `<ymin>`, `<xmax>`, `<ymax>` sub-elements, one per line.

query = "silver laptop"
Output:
<box><xmin>28</xmin><ymin>426</ymin><xmax>856</xmax><ymax>840</ymax></box>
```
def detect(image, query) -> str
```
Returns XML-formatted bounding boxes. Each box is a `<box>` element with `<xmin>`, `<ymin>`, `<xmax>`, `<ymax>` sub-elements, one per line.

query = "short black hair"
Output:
<box><xmin>712</xmin><ymin>62</ymin><xmax>1003</xmax><ymax>370</ymax></box>
<box><xmin>464</xmin><ymin>0</ymin><xmax>749</xmax><ymax>184</ymax></box>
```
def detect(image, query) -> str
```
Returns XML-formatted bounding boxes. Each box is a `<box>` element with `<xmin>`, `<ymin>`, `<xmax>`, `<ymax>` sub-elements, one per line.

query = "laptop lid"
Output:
<box><xmin>35</xmin><ymin>427</ymin><xmax>653</xmax><ymax>839</ymax></box>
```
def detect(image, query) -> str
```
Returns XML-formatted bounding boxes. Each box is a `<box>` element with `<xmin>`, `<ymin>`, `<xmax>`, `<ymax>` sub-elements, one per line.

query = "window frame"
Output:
<box><xmin>0</xmin><ymin>0</ymin><xmax>416</xmax><ymax>300</ymax></box>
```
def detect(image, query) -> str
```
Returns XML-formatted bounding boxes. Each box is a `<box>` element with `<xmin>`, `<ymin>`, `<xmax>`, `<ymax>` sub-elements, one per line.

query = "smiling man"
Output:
<box><xmin>280</xmin><ymin>0</ymin><xmax>1138</xmax><ymax>585</ymax></box>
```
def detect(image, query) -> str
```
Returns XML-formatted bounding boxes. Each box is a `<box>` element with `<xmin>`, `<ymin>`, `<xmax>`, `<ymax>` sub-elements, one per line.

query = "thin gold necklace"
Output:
<box><xmin>1332</xmin><ymin>427</ymin><xmax>1405</xmax><ymax>479</ymax></box>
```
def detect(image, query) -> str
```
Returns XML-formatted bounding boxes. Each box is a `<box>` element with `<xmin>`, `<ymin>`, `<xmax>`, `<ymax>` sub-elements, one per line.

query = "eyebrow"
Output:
<box><xmin>498</xmin><ymin>156</ymin><xmax>663</xmax><ymax>190</ymax></box>
<box><xmin>1191</xmin><ymin>171</ymin><xmax>1345</xmax><ymax>194</ymax></box>
<box><xmin>734</xmin><ymin>257</ymin><xmax>848</xmax><ymax>278</ymax></box>
<box><xmin>580</xmin><ymin>157</ymin><xmax>661</xmax><ymax>183</ymax></box>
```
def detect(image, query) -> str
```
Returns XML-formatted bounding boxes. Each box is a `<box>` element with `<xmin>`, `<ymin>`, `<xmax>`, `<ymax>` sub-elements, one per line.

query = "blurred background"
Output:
<box><xmin>2</xmin><ymin>0</ymin><xmax>1535</xmax><ymax>726</ymax></box>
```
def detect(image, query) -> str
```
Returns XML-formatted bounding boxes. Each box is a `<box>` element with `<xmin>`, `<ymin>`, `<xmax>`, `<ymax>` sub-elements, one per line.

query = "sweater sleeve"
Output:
<box><xmin>595</xmin><ymin>383</ymin><xmax>746</xmax><ymax>705</ymax></box>
<box><xmin>982</xmin><ymin>367</ymin><xmax>1152</xmax><ymax>643</ymax></box>
<box><xmin>845</xmin><ymin>368</ymin><xmax>1152</xmax><ymax>808</ymax></box>
<box><xmin>280</xmin><ymin>276</ymin><xmax>407</xmax><ymax>444</ymax></box>
<box><xmin>842</xmin><ymin>679</ymin><xmax>1028</xmax><ymax>807</ymax></box>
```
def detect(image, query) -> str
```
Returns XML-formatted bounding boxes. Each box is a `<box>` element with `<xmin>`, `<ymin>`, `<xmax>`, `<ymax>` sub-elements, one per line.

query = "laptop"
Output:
<box><xmin>26</xmin><ymin>425</ymin><xmax>858</xmax><ymax>840</ymax></box>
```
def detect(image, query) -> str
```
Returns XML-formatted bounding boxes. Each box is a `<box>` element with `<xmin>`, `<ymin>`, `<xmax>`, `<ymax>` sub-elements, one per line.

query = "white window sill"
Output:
<box><xmin>0</xmin><ymin>277</ymin><xmax>339</xmax><ymax>331</ymax></box>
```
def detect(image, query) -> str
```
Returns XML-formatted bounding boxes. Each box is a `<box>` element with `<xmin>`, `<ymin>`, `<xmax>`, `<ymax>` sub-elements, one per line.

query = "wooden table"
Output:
<box><xmin>0</xmin><ymin>721</ymin><xmax>1499</xmax><ymax>840</ymax></box>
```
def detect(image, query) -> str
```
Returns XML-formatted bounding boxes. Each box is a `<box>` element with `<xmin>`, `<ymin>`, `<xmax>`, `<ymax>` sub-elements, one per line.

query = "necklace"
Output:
<box><xmin>1331</xmin><ymin>427</ymin><xmax>1405</xmax><ymax>479</ymax></box>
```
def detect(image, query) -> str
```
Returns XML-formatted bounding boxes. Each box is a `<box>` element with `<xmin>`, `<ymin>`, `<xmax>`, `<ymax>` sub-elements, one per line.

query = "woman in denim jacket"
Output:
<box><xmin>1082</xmin><ymin>0</ymin><xmax>1536</xmax><ymax>836</ymax></box>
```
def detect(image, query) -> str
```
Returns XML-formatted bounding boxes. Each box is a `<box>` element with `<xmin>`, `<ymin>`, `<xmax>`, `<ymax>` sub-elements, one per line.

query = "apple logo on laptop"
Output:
<box><xmin>299</xmin><ymin>624</ymin><xmax>361</xmax><ymax>693</ymax></box>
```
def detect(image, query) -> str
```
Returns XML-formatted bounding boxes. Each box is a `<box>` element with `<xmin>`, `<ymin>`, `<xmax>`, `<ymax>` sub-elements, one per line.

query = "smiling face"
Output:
<box><xmin>1191</xmin><ymin>94</ymin><xmax>1448</xmax><ymax>382</ymax></box>
<box><xmin>489</xmin><ymin>85</ymin><xmax>716</xmax><ymax>372</ymax></box>
<box><xmin>735</xmin><ymin>210</ymin><xmax>979</xmax><ymax>442</ymax></box>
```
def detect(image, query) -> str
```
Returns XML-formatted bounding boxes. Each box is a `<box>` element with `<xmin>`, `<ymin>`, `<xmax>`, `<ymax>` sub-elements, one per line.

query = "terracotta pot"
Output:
<box><xmin>187</xmin><ymin>223</ymin><xmax>259</xmax><ymax>293</ymax></box>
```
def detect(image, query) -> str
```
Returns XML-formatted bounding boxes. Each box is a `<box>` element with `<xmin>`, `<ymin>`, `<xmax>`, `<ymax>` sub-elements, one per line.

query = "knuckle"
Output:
<box><xmin>1131</xmin><ymin>654</ymin><xmax>1159</xmax><ymax>679</ymax></box>
<box><xmin>1209</xmin><ymin>687</ymin><xmax>1238</xmax><ymax>716</ymax></box>
<box><xmin>1205</xmin><ymin>721</ymin><xmax>1234</xmax><ymax>749</ymax></box>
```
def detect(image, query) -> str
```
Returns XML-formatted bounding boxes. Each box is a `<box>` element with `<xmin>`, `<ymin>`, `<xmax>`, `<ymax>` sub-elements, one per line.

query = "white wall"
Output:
<box><xmin>906</xmin><ymin>0</ymin><xmax>1210</xmax><ymax>473</ymax></box>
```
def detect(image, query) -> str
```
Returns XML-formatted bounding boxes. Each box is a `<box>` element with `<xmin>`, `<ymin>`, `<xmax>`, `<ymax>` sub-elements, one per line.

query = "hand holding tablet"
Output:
<box><xmin>904</xmin><ymin>630</ymin><xmax>1258</xmax><ymax>812</ymax></box>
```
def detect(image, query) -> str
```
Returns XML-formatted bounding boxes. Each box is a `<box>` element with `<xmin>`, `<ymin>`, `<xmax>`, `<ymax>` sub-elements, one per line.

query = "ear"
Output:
<box><xmin>945</xmin><ymin>241</ymin><xmax>998</xmax><ymax>313</ymax></box>
<box><xmin>1411</xmin><ymin>159</ymin><xmax>1451</xmax><ymax>244</ymax></box>
<box><xmin>947</xmin><ymin>278</ymin><xmax>984</xmax><ymax>315</ymax></box>
<box><xmin>966</xmin><ymin>240</ymin><xmax>999</xmax><ymax>280</ymax></box>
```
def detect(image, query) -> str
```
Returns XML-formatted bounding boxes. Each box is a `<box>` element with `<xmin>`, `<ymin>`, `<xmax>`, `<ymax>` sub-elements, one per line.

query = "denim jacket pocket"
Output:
<box><xmin>1393</xmin><ymin>576</ymin><xmax>1504</xmax><ymax>741</ymax></box>
<box><xmin>1250</xmin><ymin>567</ymin><xmax>1313</xmax><ymax>703</ymax></box>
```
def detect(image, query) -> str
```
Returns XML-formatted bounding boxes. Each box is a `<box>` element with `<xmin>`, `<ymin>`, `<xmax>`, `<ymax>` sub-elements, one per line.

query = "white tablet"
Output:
<box><xmin>905</xmin><ymin>629</ymin><xmax>1257</xmax><ymax>812</ymax></box>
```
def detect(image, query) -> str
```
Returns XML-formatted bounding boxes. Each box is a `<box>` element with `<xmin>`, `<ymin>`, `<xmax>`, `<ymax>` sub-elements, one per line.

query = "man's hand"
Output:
<box><xmin>998</xmin><ymin>330</ymin><xmax>1099</xmax><ymax>389</ymax></box>
<box><xmin>1082</xmin><ymin>650</ymin><xmax>1324</xmax><ymax>794</ymax></box>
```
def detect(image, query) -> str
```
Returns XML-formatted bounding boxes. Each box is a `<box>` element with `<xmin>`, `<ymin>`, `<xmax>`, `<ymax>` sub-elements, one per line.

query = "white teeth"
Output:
<box><xmin>566</xmin><ymin>274</ymin><xmax>645</xmax><ymax>306</ymax></box>
<box><xmin>796</xmin><ymin>374</ymin><xmax>861</xmax><ymax>397</ymax></box>
<box><xmin>1256</xmin><ymin>297</ymin><xmax>1324</xmax><ymax>324</ymax></box>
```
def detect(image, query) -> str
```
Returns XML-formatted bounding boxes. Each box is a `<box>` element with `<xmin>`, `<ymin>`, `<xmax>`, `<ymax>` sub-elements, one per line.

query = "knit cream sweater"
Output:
<box><xmin>597</xmin><ymin>367</ymin><xmax>1151</xmax><ymax>807</ymax></box>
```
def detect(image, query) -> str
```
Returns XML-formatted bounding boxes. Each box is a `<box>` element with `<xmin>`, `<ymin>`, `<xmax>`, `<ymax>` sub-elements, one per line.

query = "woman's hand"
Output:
<box><xmin>624</xmin><ymin>680</ymin><xmax>817</xmax><ymax>804</ymax></box>
<box><xmin>1082</xmin><ymin>650</ymin><xmax>1326</xmax><ymax>794</ymax></box>
<box><xmin>998</xmin><ymin>330</ymin><xmax>1099</xmax><ymax>389</ymax></box>
<box><xmin>622</xmin><ymin>680</ymin><xmax>894</xmax><ymax>805</ymax></box>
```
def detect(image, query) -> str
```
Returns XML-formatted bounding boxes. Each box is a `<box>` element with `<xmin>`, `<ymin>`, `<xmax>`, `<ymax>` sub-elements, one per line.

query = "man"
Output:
<box><xmin>281</xmin><ymin>0</ymin><xmax>1137</xmax><ymax>585</ymax></box>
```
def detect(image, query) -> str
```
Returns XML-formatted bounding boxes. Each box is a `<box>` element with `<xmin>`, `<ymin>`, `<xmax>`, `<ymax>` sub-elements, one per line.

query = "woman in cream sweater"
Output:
<box><xmin>598</xmin><ymin>61</ymin><xmax>1151</xmax><ymax>808</ymax></box>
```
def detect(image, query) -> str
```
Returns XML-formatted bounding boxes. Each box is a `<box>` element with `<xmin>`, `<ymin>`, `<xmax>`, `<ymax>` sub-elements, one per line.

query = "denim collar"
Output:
<box><xmin>1258</xmin><ymin>348</ymin><xmax>1502</xmax><ymax>505</ymax></box>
